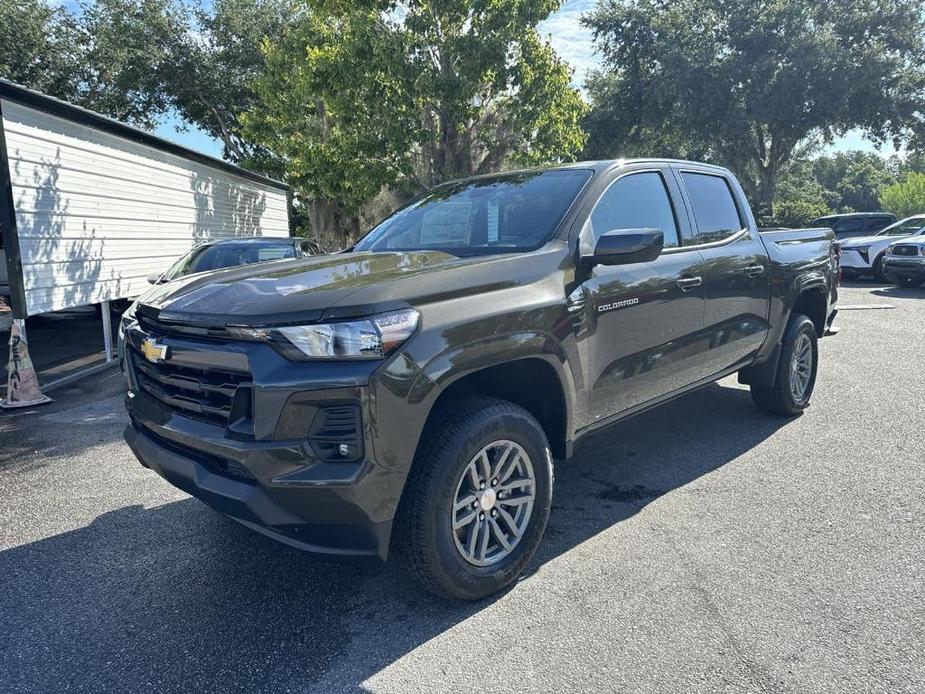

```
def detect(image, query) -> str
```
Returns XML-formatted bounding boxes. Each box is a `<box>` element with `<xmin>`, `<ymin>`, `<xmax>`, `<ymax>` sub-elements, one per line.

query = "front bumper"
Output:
<box><xmin>125</xmin><ymin>393</ymin><xmax>398</xmax><ymax>558</ymax></box>
<box><xmin>839</xmin><ymin>249</ymin><xmax>872</xmax><ymax>270</ymax></box>
<box><xmin>883</xmin><ymin>257</ymin><xmax>925</xmax><ymax>280</ymax></box>
<box><xmin>120</xmin><ymin>322</ymin><xmax>421</xmax><ymax>559</ymax></box>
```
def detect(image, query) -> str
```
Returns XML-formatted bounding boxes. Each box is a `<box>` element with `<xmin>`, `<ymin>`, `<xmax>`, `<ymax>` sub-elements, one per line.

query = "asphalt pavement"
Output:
<box><xmin>1</xmin><ymin>281</ymin><xmax>923</xmax><ymax>693</ymax></box>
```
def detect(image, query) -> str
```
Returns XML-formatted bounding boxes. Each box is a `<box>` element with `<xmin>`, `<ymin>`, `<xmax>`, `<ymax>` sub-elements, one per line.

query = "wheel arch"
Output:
<box><xmin>791</xmin><ymin>284</ymin><xmax>828</xmax><ymax>337</ymax></box>
<box><xmin>414</xmin><ymin>333</ymin><xmax>577</xmax><ymax>461</ymax></box>
<box><xmin>740</xmin><ymin>283</ymin><xmax>827</xmax><ymax>388</ymax></box>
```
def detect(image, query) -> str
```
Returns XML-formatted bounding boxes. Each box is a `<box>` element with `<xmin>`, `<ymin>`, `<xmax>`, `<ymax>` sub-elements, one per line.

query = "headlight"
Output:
<box><xmin>228</xmin><ymin>309</ymin><xmax>420</xmax><ymax>361</ymax></box>
<box><xmin>846</xmin><ymin>245</ymin><xmax>870</xmax><ymax>254</ymax></box>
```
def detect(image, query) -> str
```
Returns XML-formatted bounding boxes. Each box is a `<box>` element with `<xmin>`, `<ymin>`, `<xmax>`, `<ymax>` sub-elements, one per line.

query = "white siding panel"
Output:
<box><xmin>2</xmin><ymin>99</ymin><xmax>289</xmax><ymax>315</ymax></box>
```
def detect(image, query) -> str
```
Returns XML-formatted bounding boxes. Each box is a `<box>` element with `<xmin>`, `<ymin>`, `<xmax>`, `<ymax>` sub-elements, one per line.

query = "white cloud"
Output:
<box><xmin>539</xmin><ymin>0</ymin><xmax>601</xmax><ymax>88</ymax></box>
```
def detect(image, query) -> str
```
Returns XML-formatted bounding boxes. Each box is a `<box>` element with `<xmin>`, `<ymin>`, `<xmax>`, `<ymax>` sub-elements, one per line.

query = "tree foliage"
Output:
<box><xmin>583</xmin><ymin>0</ymin><xmax>925</xmax><ymax>217</ymax></box>
<box><xmin>0</xmin><ymin>0</ymin><xmax>290</xmax><ymax>154</ymax></box>
<box><xmin>769</xmin><ymin>159</ymin><xmax>830</xmax><ymax>228</ymax></box>
<box><xmin>880</xmin><ymin>172</ymin><xmax>925</xmax><ymax>218</ymax></box>
<box><xmin>811</xmin><ymin>151</ymin><xmax>896</xmax><ymax>213</ymax></box>
<box><xmin>0</xmin><ymin>0</ymin><xmax>177</xmax><ymax>128</ymax></box>
<box><xmin>157</xmin><ymin>0</ymin><xmax>294</xmax><ymax>162</ymax></box>
<box><xmin>242</xmin><ymin>0</ymin><xmax>587</xmax><ymax>244</ymax></box>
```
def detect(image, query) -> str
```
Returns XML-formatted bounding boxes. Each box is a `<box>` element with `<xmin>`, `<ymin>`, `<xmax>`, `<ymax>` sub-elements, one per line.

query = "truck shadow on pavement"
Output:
<box><xmin>0</xmin><ymin>381</ymin><xmax>790</xmax><ymax>693</ymax></box>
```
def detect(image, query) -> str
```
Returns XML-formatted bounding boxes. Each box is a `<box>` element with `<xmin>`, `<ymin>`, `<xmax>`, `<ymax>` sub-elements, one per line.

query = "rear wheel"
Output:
<box><xmin>395</xmin><ymin>396</ymin><xmax>553</xmax><ymax>600</ymax></box>
<box><xmin>751</xmin><ymin>314</ymin><xmax>818</xmax><ymax>416</ymax></box>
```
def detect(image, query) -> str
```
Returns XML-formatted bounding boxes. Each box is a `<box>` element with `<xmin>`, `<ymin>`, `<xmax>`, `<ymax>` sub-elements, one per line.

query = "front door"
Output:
<box><xmin>581</xmin><ymin>168</ymin><xmax>707</xmax><ymax>425</ymax></box>
<box><xmin>675</xmin><ymin>169</ymin><xmax>772</xmax><ymax>376</ymax></box>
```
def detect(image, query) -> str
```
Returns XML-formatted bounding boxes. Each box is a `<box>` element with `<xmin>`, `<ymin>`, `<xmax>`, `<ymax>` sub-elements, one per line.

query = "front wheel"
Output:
<box><xmin>395</xmin><ymin>396</ymin><xmax>553</xmax><ymax>601</ymax></box>
<box><xmin>872</xmin><ymin>254</ymin><xmax>886</xmax><ymax>281</ymax></box>
<box><xmin>751</xmin><ymin>314</ymin><xmax>818</xmax><ymax>416</ymax></box>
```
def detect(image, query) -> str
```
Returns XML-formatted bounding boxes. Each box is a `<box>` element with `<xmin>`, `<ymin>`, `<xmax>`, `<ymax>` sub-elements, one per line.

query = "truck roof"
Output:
<box><xmin>536</xmin><ymin>158</ymin><xmax>732</xmax><ymax>172</ymax></box>
<box><xmin>443</xmin><ymin>158</ymin><xmax>733</xmax><ymax>186</ymax></box>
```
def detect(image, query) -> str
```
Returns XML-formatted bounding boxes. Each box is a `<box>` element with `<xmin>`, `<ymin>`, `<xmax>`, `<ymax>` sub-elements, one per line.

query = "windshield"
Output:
<box><xmin>353</xmin><ymin>169</ymin><xmax>592</xmax><ymax>256</ymax></box>
<box><xmin>876</xmin><ymin>217</ymin><xmax>925</xmax><ymax>236</ymax></box>
<box><xmin>163</xmin><ymin>241</ymin><xmax>297</xmax><ymax>281</ymax></box>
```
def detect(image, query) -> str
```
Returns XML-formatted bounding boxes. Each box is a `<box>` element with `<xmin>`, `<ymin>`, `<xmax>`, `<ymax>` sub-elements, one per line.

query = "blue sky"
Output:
<box><xmin>156</xmin><ymin>0</ymin><xmax>878</xmax><ymax>159</ymax></box>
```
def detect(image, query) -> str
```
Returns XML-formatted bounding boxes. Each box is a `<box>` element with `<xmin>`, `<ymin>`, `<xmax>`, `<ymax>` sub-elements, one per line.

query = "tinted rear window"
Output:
<box><xmin>681</xmin><ymin>172</ymin><xmax>743</xmax><ymax>243</ymax></box>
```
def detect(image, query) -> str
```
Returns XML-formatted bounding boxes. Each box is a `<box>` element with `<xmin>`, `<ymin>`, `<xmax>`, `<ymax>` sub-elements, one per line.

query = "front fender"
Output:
<box><xmin>419</xmin><ymin>330</ymin><xmax>578</xmax><ymax>436</ymax></box>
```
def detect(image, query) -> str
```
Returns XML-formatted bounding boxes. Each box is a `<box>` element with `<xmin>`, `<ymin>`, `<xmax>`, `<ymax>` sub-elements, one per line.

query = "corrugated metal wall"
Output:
<box><xmin>1</xmin><ymin>99</ymin><xmax>289</xmax><ymax>316</ymax></box>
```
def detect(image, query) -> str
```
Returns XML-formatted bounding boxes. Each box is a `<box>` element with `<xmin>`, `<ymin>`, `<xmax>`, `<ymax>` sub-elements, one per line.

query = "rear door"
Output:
<box><xmin>674</xmin><ymin>168</ymin><xmax>772</xmax><ymax>377</ymax></box>
<box><xmin>581</xmin><ymin>165</ymin><xmax>707</xmax><ymax>423</ymax></box>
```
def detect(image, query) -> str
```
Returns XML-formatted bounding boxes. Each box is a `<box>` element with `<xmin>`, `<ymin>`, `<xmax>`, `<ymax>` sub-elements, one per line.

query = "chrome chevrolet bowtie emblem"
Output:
<box><xmin>140</xmin><ymin>338</ymin><xmax>169</xmax><ymax>363</ymax></box>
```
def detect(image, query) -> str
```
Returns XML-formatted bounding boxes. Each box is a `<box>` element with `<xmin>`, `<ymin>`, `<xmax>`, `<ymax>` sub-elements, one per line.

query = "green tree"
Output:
<box><xmin>157</xmin><ymin>0</ymin><xmax>294</xmax><ymax>162</ymax></box>
<box><xmin>243</xmin><ymin>0</ymin><xmax>587</xmax><ymax>245</ymax></box>
<box><xmin>242</xmin><ymin>9</ymin><xmax>419</xmax><ymax>242</ymax></box>
<box><xmin>0</xmin><ymin>0</ymin><xmax>82</xmax><ymax>100</ymax></box>
<box><xmin>1</xmin><ymin>0</ymin><xmax>290</xmax><ymax>155</ymax></box>
<box><xmin>812</xmin><ymin>151</ymin><xmax>896</xmax><ymax>213</ymax></box>
<box><xmin>583</xmin><ymin>0</ymin><xmax>925</xmax><ymax>218</ymax></box>
<box><xmin>770</xmin><ymin>159</ymin><xmax>830</xmax><ymax>227</ymax></box>
<box><xmin>880</xmin><ymin>172</ymin><xmax>925</xmax><ymax>218</ymax></box>
<box><xmin>0</xmin><ymin>0</ymin><xmax>176</xmax><ymax>128</ymax></box>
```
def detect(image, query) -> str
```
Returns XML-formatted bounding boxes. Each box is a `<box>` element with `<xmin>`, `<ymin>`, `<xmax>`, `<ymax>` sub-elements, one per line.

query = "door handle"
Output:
<box><xmin>676</xmin><ymin>276</ymin><xmax>702</xmax><ymax>291</ymax></box>
<box><xmin>745</xmin><ymin>264</ymin><xmax>766</xmax><ymax>277</ymax></box>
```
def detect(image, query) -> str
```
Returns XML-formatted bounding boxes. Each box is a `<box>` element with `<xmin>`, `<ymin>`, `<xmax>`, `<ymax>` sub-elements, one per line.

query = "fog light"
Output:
<box><xmin>337</xmin><ymin>443</ymin><xmax>354</xmax><ymax>457</ymax></box>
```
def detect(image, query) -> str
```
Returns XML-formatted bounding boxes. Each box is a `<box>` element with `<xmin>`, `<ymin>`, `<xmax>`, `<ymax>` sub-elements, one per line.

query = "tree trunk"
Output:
<box><xmin>756</xmin><ymin>163</ymin><xmax>778</xmax><ymax>222</ymax></box>
<box><xmin>308</xmin><ymin>199</ymin><xmax>340</xmax><ymax>250</ymax></box>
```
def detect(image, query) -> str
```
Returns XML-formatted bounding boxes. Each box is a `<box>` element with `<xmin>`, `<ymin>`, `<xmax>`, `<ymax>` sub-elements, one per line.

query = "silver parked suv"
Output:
<box><xmin>884</xmin><ymin>237</ymin><xmax>925</xmax><ymax>287</ymax></box>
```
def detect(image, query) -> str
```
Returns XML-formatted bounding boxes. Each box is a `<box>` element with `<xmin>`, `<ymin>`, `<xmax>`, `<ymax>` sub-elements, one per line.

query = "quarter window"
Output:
<box><xmin>681</xmin><ymin>172</ymin><xmax>743</xmax><ymax>243</ymax></box>
<box><xmin>588</xmin><ymin>172</ymin><xmax>680</xmax><ymax>248</ymax></box>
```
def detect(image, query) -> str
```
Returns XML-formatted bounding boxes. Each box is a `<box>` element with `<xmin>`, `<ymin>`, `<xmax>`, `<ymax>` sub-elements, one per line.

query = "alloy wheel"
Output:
<box><xmin>451</xmin><ymin>440</ymin><xmax>536</xmax><ymax>567</ymax></box>
<box><xmin>789</xmin><ymin>332</ymin><xmax>813</xmax><ymax>401</ymax></box>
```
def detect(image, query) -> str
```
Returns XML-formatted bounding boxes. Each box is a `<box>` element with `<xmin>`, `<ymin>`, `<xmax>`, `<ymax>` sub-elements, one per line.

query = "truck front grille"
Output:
<box><xmin>137</xmin><ymin>312</ymin><xmax>232</xmax><ymax>340</ymax></box>
<box><xmin>130</xmin><ymin>350</ymin><xmax>252</xmax><ymax>426</ymax></box>
<box><xmin>892</xmin><ymin>245</ymin><xmax>920</xmax><ymax>257</ymax></box>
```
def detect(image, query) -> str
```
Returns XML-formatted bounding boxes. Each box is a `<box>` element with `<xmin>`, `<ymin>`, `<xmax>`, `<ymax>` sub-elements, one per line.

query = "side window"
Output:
<box><xmin>589</xmin><ymin>172</ymin><xmax>680</xmax><ymax>248</ymax></box>
<box><xmin>834</xmin><ymin>218</ymin><xmax>864</xmax><ymax>237</ymax></box>
<box><xmin>681</xmin><ymin>172</ymin><xmax>744</xmax><ymax>243</ymax></box>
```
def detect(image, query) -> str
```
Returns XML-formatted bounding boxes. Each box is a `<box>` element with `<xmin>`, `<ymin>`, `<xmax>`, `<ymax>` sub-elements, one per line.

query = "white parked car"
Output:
<box><xmin>883</xmin><ymin>237</ymin><xmax>925</xmax><ymax>288</ymax></box>
<box><xmin>838</xmin><ymin>215</ymin><xmax>925</xmax><ymax>280</ymax></box>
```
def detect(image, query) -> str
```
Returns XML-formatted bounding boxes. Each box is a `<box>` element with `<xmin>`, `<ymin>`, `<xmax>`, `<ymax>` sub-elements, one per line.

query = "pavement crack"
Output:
<box><xmin>660</xmin><ymin>526</ymin><xmax>794</xmax><ymax>694</ymax></box>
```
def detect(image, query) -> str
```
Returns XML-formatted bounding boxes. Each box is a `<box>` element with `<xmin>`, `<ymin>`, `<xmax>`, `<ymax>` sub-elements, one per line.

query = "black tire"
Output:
<box><xmin>394</xmin><ymin>396</ymin><xmax>554</xmax><ymax>601</ymax></box>
<box><xmin>751</xmin><ymin>314</ymin><xmax>818</xmax><ymax>416</ymax></box>
<box><xmin>872</xmin><ymin>254</ymin><xmax>886</xmax><ymax>282</ymax></box>
<box><xmin>896</xmin><ymin>277</ymin><xmax>924</xmax><ymax>288</ymax></box>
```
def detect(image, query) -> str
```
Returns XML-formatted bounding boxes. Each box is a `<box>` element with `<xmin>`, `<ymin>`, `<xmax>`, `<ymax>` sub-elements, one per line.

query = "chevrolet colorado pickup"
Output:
<box><xmin>122</xmin><ymin>160</ymin><xmax>839</xmax><ymax>600</ymax></box>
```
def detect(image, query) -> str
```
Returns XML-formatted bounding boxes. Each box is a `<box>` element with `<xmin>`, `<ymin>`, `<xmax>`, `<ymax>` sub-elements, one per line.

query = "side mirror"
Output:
<box><xmin>585</xmin><ymin>228</ymin><xmax>664</xmax><ymax>267</ymax></box>
<box><xmin>146</xmin><ymin>272</ymin><xmax>164</xmax><ymax>285</ymax></box>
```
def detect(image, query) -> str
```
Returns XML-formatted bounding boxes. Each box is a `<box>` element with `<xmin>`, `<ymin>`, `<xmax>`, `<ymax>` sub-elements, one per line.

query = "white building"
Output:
<box><xmin>0</xmin><ymin>79</ymin><xmax>290</xmax><ymax>320</ymax></box>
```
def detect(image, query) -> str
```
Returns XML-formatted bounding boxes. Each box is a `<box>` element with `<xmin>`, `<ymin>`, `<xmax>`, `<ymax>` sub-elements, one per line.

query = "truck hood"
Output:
<box><xmin>137</xmin><ymin>249</ymin><xmax>548</xmax><ymax>326</ymax></box>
